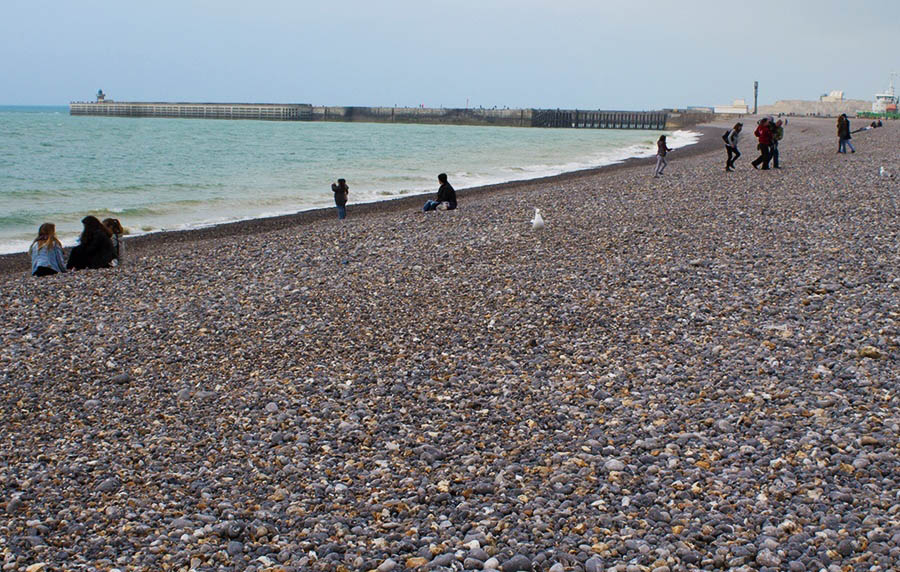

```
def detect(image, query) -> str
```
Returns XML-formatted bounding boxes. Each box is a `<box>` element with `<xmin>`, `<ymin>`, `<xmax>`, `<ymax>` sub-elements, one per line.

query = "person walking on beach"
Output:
<box><xmin>751</xmin><ymin>118</ymin><xmax>774</xmax><ymax>170</ymax></box>
<box><xmin>837</xmin><ymin>114</ymin><xmax>855</xmax><ymax>154</ymax></box>
<box><xmin>423</xmin><ymin>173</ymin><xmax>457</xmax><ymax>211</ymax></box>
<box><xmin>724</xmin><ymin>122</ymin><xmax>743</xmax><ymax>171</ymax></box>
<box><xmin>771</xmin><ymin>119</ymin><xmax>784</xmax><ymax>168</ymax></box>
<box><xmin>66</xmin><ymin>215</ymin><xmax>115</xmax><ymax>270</ymax></box>
<box><xmin>331</xmin><ymin>178</ymin><xmax>349</xmax><ymax>220</ymax></box>
<box><xmin>654</xmin><ymin>135</ymin><xmax>672</xmax><ymax>177</ymax></box>
<box><xmin>29</xmin><ymin>223</ymin><xmax>67</xmax><ymax>277</ymax></box>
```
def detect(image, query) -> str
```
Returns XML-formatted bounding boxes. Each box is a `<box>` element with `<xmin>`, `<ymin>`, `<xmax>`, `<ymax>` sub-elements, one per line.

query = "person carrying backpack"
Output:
<box><xmin>723</xmin><ymin>122</ymin><xmax>743</xmax><ymax>172</ymax></box>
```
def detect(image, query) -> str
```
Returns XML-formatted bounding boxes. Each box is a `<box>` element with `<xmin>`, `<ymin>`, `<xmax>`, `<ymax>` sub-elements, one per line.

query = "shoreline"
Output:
<box><xmin>0</xmin><ymin>125</ymin><xmax>721</xmax><ymax>276</ymax></box>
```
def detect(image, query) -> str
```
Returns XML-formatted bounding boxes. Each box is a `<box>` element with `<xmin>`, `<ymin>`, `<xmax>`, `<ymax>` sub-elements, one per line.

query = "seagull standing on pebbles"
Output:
<box><xmin>531</xmin><ymin>208</ymin><xmax>545</xmax><ymax>230</ymax></box>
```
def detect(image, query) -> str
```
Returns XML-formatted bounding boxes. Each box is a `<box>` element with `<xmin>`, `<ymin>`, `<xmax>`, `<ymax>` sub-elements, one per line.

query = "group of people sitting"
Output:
<box><xmin>30</xmin><ymin>216</ymin><xmax>124</xmax><ymax>277</ymax></box>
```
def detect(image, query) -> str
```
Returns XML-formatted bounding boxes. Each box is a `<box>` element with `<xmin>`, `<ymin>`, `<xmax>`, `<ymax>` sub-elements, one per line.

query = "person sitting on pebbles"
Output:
<box><xmin>29</xmin><ymin>222</ymin><xmax>67</xmax><ymax>277</ymax></box>
<box><xmin>102</xmin><ymin>218</ymin><xmax>125</xmax><ymax>266</ymax></box>
<box><xmin>423</xmin><ymin>173</ymin><xmax>457</xmax><ymax>212</ymax></box>
<box><xmin>66</xmin><ymin>215</ymin><xmax>115</xmax><ymax>270</ymax></box>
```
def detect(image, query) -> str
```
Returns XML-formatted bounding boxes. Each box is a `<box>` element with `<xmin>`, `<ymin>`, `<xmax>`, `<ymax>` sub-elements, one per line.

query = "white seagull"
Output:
<box><xmin>531</xmin><ymin>208</ymin><xmax>545</xmax><ymax>230</ymax></box>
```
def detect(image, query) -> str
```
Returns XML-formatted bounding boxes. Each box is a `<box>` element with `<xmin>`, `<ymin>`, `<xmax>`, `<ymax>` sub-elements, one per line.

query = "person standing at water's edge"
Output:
<box><xmin>332</xmin><ymin>179</ymin><xmax>349</xmax><ymax>220</ymax></box>
<box><xmin>30</xmin><ymin>223</ymin><xmax>67</xmax><ymax>277</ymax></box>
<box><xmin>423</xmin><ymin>173</ymin><xmax>457</xmax><ymax>212</ymax></box>
<box><xmin>724</xmin><ymin>123</ymin><xmax>742</xmax><ymax>171</ymax></box>
<box><xmin>654</xmin><ymin>135</ymin><xmax>672</xmax><ymax>177</ymax></box>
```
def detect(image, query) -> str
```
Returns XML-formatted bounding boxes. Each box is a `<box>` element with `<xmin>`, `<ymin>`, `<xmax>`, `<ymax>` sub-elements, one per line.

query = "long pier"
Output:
<box><xmin>69</xmin><ymin>101</ymin><xmax>720</xmax><ymax>130</ymax></box>
<box><xmin>69</xmin><ymin>101</ymin><xmax>313</xmax><ymax>121</ymax></box>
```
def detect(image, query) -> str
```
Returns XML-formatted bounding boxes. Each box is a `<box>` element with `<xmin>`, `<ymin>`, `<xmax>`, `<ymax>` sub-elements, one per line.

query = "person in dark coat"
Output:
<box><xmin>331</xmin><ymin>178</ymin><xmax>349</xmax><ymax>220</ymax></box>
<box><xmin>66</xmin><ymin>215</ymin><xmax>115</xmax><ymax>270</ymax></box>
<box><xmin>837</xmin><ymin>114</ymin><xmax>855</xmax><ymax>154</ymax></box>
<box><xmin>423</xmin><ymin>173</ymin><xmax>457</xmax><ymax>211</ymax></box>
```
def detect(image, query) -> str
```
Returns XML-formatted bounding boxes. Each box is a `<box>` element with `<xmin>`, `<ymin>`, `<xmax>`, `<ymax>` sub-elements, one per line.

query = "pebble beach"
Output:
<box><xmin>1</xmin><ymin>117</ymin><xmax>899</xmax><ymax>571</ymax></box>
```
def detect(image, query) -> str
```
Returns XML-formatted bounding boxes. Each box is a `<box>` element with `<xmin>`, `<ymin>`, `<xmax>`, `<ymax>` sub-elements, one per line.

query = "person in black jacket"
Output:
<box><xmin>67</xmin><ymin>215</ymin><xmax>115</xmax><ymax>270</ymax></box>
<box><xmin>331</xmin><ymin>178</ymin><xmax>349</xmax><ymax>220</ymax></box>
<box><xmin>837</xmin><ymin>114</ymin><xmax>855</xmax><ymax>154</ymax></box>
<box><xmin>423</xmin><ymin>173</ymin><xmax>457</xmax><ymax>212</ymax></box>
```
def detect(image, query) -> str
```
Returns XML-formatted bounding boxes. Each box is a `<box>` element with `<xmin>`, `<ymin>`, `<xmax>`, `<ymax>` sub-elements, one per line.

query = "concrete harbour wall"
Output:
<box><xmin>69</xmin><ymin>102</ymin><xmax>312</xmax><ymax>121</ymax></box>
<box><xmin>310</xmin><ymin>106</ymin><xmax>533</xmax><ymax>127</ymax></box>
<box><xmin>70</xmin><ymin>101</ymin><xmax>724</xmax><ymax>131</ymax></box>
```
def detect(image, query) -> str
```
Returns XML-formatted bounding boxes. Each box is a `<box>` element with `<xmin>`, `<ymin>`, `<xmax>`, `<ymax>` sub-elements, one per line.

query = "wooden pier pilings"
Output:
<box><xmin>531</xmin><ymin>109</ymin><xmax>668</xmax><ymax>130</ymax></box>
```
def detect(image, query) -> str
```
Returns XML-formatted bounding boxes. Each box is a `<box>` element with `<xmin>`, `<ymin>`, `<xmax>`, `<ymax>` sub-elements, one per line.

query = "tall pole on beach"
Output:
<box><xmin>754</xmin><ymin>81</ymin><xmax>758</xmax><ymax>114</ymax></box>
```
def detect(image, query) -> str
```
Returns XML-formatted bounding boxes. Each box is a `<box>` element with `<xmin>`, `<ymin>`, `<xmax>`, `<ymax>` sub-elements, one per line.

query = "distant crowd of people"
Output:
<box><xmin>31</xmin><ymin>115</ymin><xmax>888</xmax><ymax>277</ymax></box>
<box><xmin>709</xmin><ymin>114</ymin><xmax>884</xmax><ymax>175</ymax></box>
<box><xmin>30</xmin><ymin>216</ymin><xmax>123</xmax><ymax>277</ymax></box>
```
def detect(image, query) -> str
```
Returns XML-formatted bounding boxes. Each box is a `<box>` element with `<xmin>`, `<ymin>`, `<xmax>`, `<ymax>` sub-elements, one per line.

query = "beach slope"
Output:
<box><xmin>1</xmin><ymin>118</ymin><xmax>898</xmax><ymax>571</ymax></box>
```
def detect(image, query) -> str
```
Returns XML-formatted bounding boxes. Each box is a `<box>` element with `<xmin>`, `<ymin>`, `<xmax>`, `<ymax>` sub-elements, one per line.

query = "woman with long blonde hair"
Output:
<box><xmin>30</xmin><ymin>222</ymin><xmax>67</xmax><ymax>277</ymax></box>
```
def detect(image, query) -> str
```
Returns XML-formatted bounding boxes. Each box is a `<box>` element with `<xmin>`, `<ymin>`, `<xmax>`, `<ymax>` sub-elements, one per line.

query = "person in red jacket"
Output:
<box><xmin>751</xmin><ymin>118</ymin><xmax>774</xmax><ymax>170</ymax></box>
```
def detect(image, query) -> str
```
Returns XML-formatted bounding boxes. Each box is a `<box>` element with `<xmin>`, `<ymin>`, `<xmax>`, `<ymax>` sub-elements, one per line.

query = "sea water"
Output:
<box><xmin>0</xmin><ymin>106</ymin><xmax>698</xmax><ymax>254</ymax></box>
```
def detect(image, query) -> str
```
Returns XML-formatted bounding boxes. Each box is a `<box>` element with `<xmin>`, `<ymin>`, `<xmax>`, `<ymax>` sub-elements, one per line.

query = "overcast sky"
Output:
<box><xmin>2</xmin><ymin>0</ymin><xmax>896</xmax><ymax>109</ymax></box>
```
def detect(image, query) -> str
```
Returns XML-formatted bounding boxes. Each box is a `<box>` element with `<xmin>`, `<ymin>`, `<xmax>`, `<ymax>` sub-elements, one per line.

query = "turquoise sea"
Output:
<box><xmin>0</xmin><ymin>106</ymin><xmax>698</xmax><ymax>254</ymax></box>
